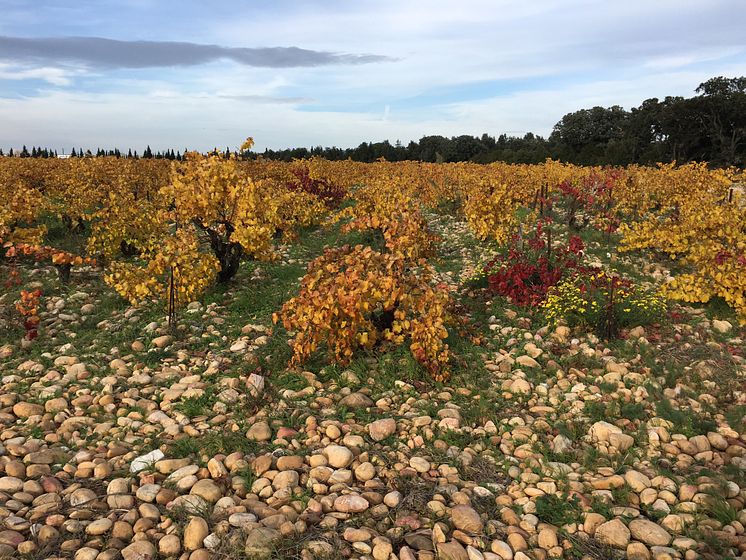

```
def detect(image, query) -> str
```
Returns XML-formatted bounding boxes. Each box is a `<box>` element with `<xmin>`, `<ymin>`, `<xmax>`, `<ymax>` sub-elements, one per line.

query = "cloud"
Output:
<box><xmin>213</xmin><ymin>94</ymin><xmax>313</xmax><ymax>104</ymax></box>
<box><xmin>148</xmin><ymin>90</ymin><xmax>314</xmax><ymax>105</ymax></box>
<box><xmin>6</xmin><ymin>66</ymin><xmax>744</xmax><ymax>153</ymax></box>
<box><xmin>1</xmin><ymin>1</ymin><xmax>744</xmax><ymax>150</ymax></box>
<box><xmin>0</xmin><ymin>35</ymin><xmax>394</xmax><ymax>69</ymax></box>
<box><xmin>0</xmin><ymin>63</ymin><xmax>73</xmax><ymax>86</ymax></box>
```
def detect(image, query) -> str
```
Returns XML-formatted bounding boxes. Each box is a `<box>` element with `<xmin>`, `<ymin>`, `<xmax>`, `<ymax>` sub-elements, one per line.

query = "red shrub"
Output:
<box><xmin>285</xmin><ymin>166</ymin><xmax>345</xmax><ymax>208</ymax></box>
<box><xmin>485</xmin><ymin>220</ymin><xmax>585</xmax><ymax>306</ymax></box>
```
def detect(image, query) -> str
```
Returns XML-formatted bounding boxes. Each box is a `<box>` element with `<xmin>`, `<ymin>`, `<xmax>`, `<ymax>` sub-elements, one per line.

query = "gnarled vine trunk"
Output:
<box><xmin>196</xmin><ymin>220</ymin><xmax>244</xmax><ymax>283</ymax></box>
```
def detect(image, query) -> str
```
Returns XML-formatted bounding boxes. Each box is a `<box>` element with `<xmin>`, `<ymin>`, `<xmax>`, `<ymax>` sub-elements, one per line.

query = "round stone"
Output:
<box><xmin>324</xmin><ymin>445</ymin><xmax>354</xmax><ymax>469</ymax></box>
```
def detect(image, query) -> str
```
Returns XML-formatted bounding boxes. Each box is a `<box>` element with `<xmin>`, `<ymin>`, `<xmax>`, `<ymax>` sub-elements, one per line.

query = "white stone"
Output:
<box><xmin>130</xmin><ymin>450</ymin><xmax>165</xmax><ymax>473</ymax></box>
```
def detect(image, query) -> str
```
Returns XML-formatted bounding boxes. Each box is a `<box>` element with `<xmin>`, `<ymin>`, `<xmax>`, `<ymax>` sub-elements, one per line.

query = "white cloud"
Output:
<box><xmin>3</xmin><ymin>62</ymin><xmax>745</xmax><ymax>153</ymax></box>
<box><xmin>1</xmin><ymin>0</ymin><xmax>745</xmax><ymax>148</ymax></box>
<box><xmin>0</xmin><ymin>63</ymin><xmax>74</xmax><ymax>86</ymax></box>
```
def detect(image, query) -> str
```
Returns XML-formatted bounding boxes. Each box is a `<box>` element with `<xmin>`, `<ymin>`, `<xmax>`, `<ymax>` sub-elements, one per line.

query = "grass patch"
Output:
<box><xmin>462</xmin><ymin>454</ymin><xmax>508</xmax><ymax>486</ymax></box>
<box><xmin>535</xmin><ymin>493</ymin><xmax>582</xmax><ymax>526</ymax></box>
<box><xmin>702</xmin><ymin>493</ymin><xmax>739</xmax><ymax>525</ymax></box>
<box><xmin>173</xmin><ymin>389</ymin><xmax>218</xmax><ymax>418</ymax></box>
<box><xmin>655</xmin><ymin>398</ymin><xmax>717</xmax><ymax>438</ymax></box>
<box><xmin>392</xmin><ymin>474</ymin><xmax>436</xmax><ymax>511</ymax></box>
<box><xmin>564</xmin><ymin>532</ymin><xmax>625</xmax><ymax>560</ymax></box>
<box><xmin>168</xmin><ymin>430</ymin><xmax>267</xmax><ymax>460</ymax></box>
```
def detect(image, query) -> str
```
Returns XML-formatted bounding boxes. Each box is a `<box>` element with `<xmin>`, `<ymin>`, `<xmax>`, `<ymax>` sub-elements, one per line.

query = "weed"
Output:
<box><xmin>702</xmin><ymin>493</ymin><xmax>739</xmax><ymax>525</ymax></box>
<box><xmin>599</xmin><ymin>381</ymin><xmax>618</xmax><ymax>394</ymax></box>
<box><xmin>168</xmin><ymin>498</ymin><xmax>215</xmax><ymax>524</ymax></box>
<box><xmin>472</xmin><ymin>492</ymin><xmax>502</xmax><ymax>520</ymax></box>
<box><xmin>584</xmin><ymin>400</ymin><xmax>608</xmax><ymax>423</ymax></box>
<box><xmin>655</xmin><ymin>398</ymin><xmax>717</xmax><ymax>437</ymax></box>
<box><xmin>640</xmin><ymin>504</ymin><xmax>668</xmax><ymax>522</ymax></box>
<box><xmin>556</xmin><ymin>420</ymin><xmax>586</xmax><ymax>442</ymax></box>
<box><xmin>620</xmin><ymin>401</ymin><xmax>647</xmax><ymax>421</ymax></box>
<box><xmin>535</xmin><ymin>493</ymin><xmax>582</xmax><ymax>526</ymax></box>
<box><xmin>589</xmin><ymin>496</ymin><xmax>613</xmax><ymax>519</ymax></box>
<box><xmin>173</xmin><ymin>389</ymin><xmax>218</xmax><ymax>418</ymax></box>
<box><xmin>462</xmin><ymin>454</ymin><xmax>509</xmax><ymax>486</ymax></box>
<box><xmin>688</xmin><ymin>527</ymin><xmax>740</xmax><ymax>559</ymax></box>
<box><xmin>169</xmin><ymin>430</ymin><xmax>266</xmax><ymax>461</ymax></box>
<box><xmin>563</xmin><ymin>531</ymin><xmax>625</xmax><ymax>560</ymax></box>
<box><xmin>610</xmin><ymin>484</ymin><xmax>631</xmax><ymax>506</ymax></box>
<box><xmin>392</xmin><ymin>475</ymin><xmax>436</xmax><ymax>511</ymax></box>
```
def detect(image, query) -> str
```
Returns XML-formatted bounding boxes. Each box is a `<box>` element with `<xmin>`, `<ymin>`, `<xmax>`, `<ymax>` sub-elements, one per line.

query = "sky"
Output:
<box><xmin>1</xmin><ymin>0</ymin><xmax>746</xmax><ymax>152</ymax></box>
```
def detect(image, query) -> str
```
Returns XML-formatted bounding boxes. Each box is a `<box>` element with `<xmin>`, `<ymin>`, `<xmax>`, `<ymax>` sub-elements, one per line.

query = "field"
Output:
<box><xmin>0</xmin><ymin>155</ymin><xmax>745</xmax><ymax>560</ymax></box>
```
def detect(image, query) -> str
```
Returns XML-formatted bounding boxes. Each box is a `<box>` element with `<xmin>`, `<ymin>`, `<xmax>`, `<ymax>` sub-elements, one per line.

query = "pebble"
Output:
<box><xmin>324</xmin><ymin>445</ymin><xmax>354</xmax><ymax>468</ymax></box>
<box><xmin>368</xmin><ymin>418</ymin><xmax>397</xmax><ymax>441</ymax></box>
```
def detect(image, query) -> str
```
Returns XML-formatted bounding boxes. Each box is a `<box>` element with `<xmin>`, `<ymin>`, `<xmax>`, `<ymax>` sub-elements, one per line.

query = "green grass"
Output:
<box><xmin>436</xmin><ymin>429</ymin><xmax>488</xmax><ymax>450</ymax></box>
<box><xmin>703</xmin><ymin>493</ymin><xmax>739</xmax><ymax>525</ymax></box>
<box><xmin>584</xmin><ymin>400</ymin><xmax>608</xmax><ymax>423</ymax></box>
<box><xmin>343</xmin><ymin>345</ymin><xmax>426</xmax><ymax>392</ymax></box>
<box><xmin>535</xmin><ymin>493</ymin><xmax>582</xmax><ymax>526</ymax></box>
<box><xmin>703</xmin><ymin>296</ymin><xmax>741</xmax><ymax>325</ymax></box>
<box><xmin>584</xmin><ymin>397</ymin><xmax>648</xmax><ymax>425</ymax></box>
<box><xmin>273</xmin><ymin>370</ymin><xmax>310</xmax><ymax>392</ymax></box>
<box><xmin>620</xmin><ymin>401</ymin><xmax>647</xmax><ymax>421</ymax></box>
<box><xmin>599</xmin><ymin>381</ymin><xmax>618</xmax><ymax>394</ymax></box>
<box><xmin>168</xmin><ymin>430</ymin><xmax>268</xmax><ymax>460</ymax></box>
<box><xmin>725</xmin><ymin>404</ymin><xmax>746</xmax><ymax>434</ymax></box>
<box><xmin>253</xmin><ymin>324</ymin><xmax>295</xmax><ymax>376</ymax></box>
<box><xmin>556</xmin><ymin>419</ymin><xmax>586</xmax><ymax>442</ymax></box>
<box><xmin>173</xmin><ymin>388</ymin><xmax>218</xmax><ymax>418</ymax></box>
<box><xmin>453</xmin><ymin>394</ymin><xmax>502</xmax><ymax>427</ymax></box>
<box><xmin>204</xmin><ymin>259</ymin><xmax>306</xmax><ymax>325</ymax></box>
<box><xmin>267</xmin><ymin>405</ymin><xmax>308</xmax><ymax>432</ymax></box>
<box><xmin>655</xmin><ymin>398</ymin><xmax>717</xmax><ymax>438</ymax></box>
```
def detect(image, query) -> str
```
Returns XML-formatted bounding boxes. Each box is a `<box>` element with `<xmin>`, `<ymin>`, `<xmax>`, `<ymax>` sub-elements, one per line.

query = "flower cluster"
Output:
<box><xmin>543</xmin><ymin>271</ymin><xmax>667</xmax><ymax>338</ymax></box>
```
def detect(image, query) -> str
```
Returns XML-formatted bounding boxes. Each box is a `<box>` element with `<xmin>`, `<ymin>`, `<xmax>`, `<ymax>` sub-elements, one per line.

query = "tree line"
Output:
<box><xmin>254</xmin><ymin>76</ymin><xmax>745</xmax><ymax>167</ymax></box>
<box><xmin>0</xmin><ymin>145</ymin><xmax>185</xmax><ymax>160</ymax></box>
<box><xmin>2</xmin><ymin>76</ymin><xmax>743</xmax><ymax>167</ymax></box>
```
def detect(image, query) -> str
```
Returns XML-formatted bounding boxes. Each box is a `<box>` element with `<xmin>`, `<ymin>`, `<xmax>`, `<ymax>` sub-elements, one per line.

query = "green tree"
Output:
<box><xmin>695</xmin><ymin>76</ymin><xmax>746</xmax><ymax>166</ymax></box>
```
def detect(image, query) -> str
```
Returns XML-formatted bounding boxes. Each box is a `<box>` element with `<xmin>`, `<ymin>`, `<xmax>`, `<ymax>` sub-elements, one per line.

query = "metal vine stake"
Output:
<box><xmin>604</xmin><ymin>274</ymin><xmax>616</xmax><ymax>340</ymax></box>
<box><xmin>604</xmin><ymin>178</ymin><xmax>615</xmax><ymax>253</ymax></box>
<box><xmin>168</xmin><ymin>201</ymin><xmax>179</xmax><ymax>331</ymax></box>
<box><xmin>168</xmin><ymin>265</ymin><xmax>176</xmax><ymax>331</ymax></box>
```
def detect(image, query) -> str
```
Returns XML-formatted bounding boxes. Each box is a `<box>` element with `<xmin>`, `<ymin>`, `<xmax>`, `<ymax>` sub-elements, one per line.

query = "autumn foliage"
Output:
<box><xmin>16</xmin><ymin>289</ymin><xmax>42</xmax><ymax>340</ymax></box>
<box><xmin>1</xmin><ymin>152</ymin><xmax>744</xmax><ymax>365</ymax></box>
<box><xmin>619</xmin><ymin>163</ymin><xmax>746</xmax><ymax>323</ymax></box>
<box><xmin>484</xmin><ymin>220</ymin><xmax>586</xmax><ymax>306</ymax></box>
<box><xmin>277</xmin><ymin>245</ymin><xmax>452</xmax><ymax>381</ymax></box>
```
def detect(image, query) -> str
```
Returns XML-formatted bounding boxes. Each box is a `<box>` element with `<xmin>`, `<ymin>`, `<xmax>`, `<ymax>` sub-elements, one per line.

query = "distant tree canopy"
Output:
<box><xmin>3</xmin><ymin>76</ymin><xmax>744</xmax><ymax>167</ymax></box>
<box><xmin>251</xmin><ymin>77</ymin><xmax>745</xmax><ymax>167</ymax></box>
<box><xmin>546</xmin><ymin>77</ymin><xmax>746</xmax><ymax>166</ymax></box>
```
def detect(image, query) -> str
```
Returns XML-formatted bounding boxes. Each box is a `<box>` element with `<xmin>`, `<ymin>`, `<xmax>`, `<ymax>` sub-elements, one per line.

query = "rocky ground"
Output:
<box><xmin>0</xmin><ymin>214</ymin><xmax>744</xmax><ymax>560</ymax></box>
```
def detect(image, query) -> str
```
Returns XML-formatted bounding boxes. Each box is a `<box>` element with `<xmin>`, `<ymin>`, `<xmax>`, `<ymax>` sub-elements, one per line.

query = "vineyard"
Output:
<box><xmin>0</xmin><ymin>152</ymin><xmax>745</xmax><ymax>559</ymax></box>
